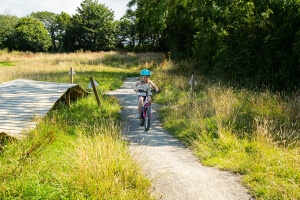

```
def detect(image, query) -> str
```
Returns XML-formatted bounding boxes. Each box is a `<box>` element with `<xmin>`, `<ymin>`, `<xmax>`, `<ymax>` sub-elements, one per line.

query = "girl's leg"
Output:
<box><xmin>137</xmin><ymin>96</ymin><xmax>143</xmax><ymax>117</ymax></box>
<box><xmin>147</xmin><ymin>96</ymin><xmax>152</xmax><ymax>106</ymax></box>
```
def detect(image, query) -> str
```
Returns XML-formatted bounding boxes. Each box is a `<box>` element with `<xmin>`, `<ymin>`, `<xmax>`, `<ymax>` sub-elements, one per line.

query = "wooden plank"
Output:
<box><xmin>0</xmin><ymin>102</ymin><xmax>54</xmax><ymax>108</ymax></box>
<box><xmin>0</xmin><ymin>107</ymin><xmax>50</xmax><ymax>111</ymax></box>
<box><xmin>0</xmin><ymin>109</ymin><xmax>48</xmax><ymax>114</ymax></box>
<box><xmin>0</xmin><ymin>93</ymin><xmax>63</xmax><ymax>97</ymax></box>
<box><xmin>0</xmin><ymin>101</ymin><xmax>54</xmax><ymax>106</ymax></box>
<box><xmin>0</xmin><ymin>118</ymin><xmax>37</xmax><ymax>123</ymax></box>
<box><xmin>0</xmin><ymin>116</ymin><xmax>41</xmax><ymax>121</ymax></box>
<box><xmin>0</xmin><ymin>111</ymin><xmax>43</xmax><ymax>117</ymax></box>
<box><xmin>0</xmin><ymin>79</ymin><xmax>88</xmax><ymax>139</ymax></box>
<box><xmin>0</xmin><ymin>123</ymin><xmax>36</xmax><ymax>127</ymax></box>
<box><xmin>0</xmin><ymin>86</ymin><xmax>68</xmax><ymax>92</ymax></box>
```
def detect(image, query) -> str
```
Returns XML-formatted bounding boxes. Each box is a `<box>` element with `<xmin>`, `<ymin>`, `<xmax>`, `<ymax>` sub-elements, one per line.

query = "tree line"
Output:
<box><xmin>0</xmin><ymin>0</ymin><xmax>299</xmax><ymax>90</ymax></box>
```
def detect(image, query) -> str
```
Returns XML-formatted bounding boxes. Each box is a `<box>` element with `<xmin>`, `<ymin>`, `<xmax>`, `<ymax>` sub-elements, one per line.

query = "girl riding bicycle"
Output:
<box><xmin>134</xmin><ymin>69</ymin><xmax>159</xmax><ymax>119</ymax></box>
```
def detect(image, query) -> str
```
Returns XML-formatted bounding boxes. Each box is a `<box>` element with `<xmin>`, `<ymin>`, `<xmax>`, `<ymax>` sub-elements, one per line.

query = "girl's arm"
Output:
<box><xmin>149</xmin><ymin>80</ymin><xmax>159</xmax><ymax>92</ymax></box>
<box><xmin>134</xmin><ymin>81</ymin><xmax>140</xmax><ymax>92</ymax></box>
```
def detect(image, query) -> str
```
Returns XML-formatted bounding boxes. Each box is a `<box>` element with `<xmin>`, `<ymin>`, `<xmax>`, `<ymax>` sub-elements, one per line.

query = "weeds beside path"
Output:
<box><xmin>106</xmin><ymin>77</ymin><xmax>253</xmax><ymax>200</ymax></box>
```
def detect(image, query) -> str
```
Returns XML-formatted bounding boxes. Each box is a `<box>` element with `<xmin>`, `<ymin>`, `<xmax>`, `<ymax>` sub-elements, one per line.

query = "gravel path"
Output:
<box><xmin>106</xmin><ymin>77</ymin><xmax>253</xmax><ymax>200</ymax></box>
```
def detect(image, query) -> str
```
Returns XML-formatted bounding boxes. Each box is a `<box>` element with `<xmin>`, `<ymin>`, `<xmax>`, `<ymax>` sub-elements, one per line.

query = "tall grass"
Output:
<box><xmin>153</xmin><ymin>60</ymin><xmax>300</xmax><ymax>199</ymax></box>
<box><xmin>0</xmin><ymin>52</ymin><xmax>162</xmax><ymax>199</ymax></box>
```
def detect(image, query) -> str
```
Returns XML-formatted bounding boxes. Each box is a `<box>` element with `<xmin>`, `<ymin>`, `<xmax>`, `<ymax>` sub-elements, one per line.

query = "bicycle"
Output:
<box><xmin>137</xmin><ymin>89</ymin><xmax>154</xmax><ymax>131</ymax></box>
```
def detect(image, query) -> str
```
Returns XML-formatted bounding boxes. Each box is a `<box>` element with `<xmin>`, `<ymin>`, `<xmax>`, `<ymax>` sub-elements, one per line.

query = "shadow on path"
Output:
<box><xmin>106</xmin><ymin>77</ymin><xmax>253</xmax><ymax>200</ymax></box>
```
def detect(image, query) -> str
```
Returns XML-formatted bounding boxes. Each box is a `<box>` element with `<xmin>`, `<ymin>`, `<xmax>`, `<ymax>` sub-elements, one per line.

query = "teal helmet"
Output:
<box><xmin>140</xmin><ymin>69</ymin><xmax>151</xmax><ymax>76</ymax></box>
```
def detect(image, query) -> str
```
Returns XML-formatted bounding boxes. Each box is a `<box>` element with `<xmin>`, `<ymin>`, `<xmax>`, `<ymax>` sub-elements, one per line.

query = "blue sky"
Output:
<box><xmin>0</xmin><ymin>0</ymin><xmax>129</xmax><ymax>20</ymax></box>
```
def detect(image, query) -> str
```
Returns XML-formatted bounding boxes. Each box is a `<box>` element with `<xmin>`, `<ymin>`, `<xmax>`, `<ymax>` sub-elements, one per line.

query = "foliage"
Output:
<box><xmin>0</xmin><ymin>0</ymin><xmax>299</xmax><ymax>91</ymax></box>
<box><xmin>31</xmin><ymin>11</ymin><xmax>58</xmax><ymax>51</ymax></box>
<box><xmin>14</xmin><ymin>17</ymin><xmax>52</xmax><ymax>52</ymax></box>
<box><xmin>63</xmin><ymin>0</ymin><xmax>116</xmax><ymax>51</ymax></box>
<box><xmin>127</xmin><ymin>0</ymin><xmax>300</xmax><ymax>91</ymax></box>
<box><xmin>192</xmin><ymin>0</ymin><xmax>300</xmax><ymax>91</ymax></box>
<box><xmin>0</xmin><ymin>14</ymin><xmax>18</xmax><ymax>50</ymax></box>
<box><xmin>115</xmin><ymin>9</ymin><xmax>138</xmax><ymax>50</ymax></box>
<box><xmin>30</xmin><ymin>11</ymin><xmax>71</xmax><ymax>51</ymax></box>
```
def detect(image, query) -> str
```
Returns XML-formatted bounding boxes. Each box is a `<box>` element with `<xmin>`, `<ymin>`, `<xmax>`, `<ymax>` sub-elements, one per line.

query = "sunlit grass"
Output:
<box><xmin>153</xmin><ymin>60</ymin><xmax>300</xmax><ymax>200</ymax></box>
<box><xmin>0</xmin><ymin>51</ymin><xmax>162</xmax><ymax>199</ymax></box>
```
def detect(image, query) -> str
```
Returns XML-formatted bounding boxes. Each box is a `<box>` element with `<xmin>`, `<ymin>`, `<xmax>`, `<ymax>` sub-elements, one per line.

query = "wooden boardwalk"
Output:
<box><xmin>0</xmin><ymin>79</ymin><xmax>88</xmax><ymax>139</ymax></box>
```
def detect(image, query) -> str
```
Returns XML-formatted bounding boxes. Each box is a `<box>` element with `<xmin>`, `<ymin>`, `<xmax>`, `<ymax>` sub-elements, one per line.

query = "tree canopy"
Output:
<box><xmin>14</xmin><ymin>17</ymin><xmax>52</xmax><ymax>52</ymax></box>
<box><xmin>0</xmin><ymin>14</ymin><xmax>18</xmax><ymax>50</ymax></box>
<box><xmin>0</xmin><ymin>0</ymin><xmax>299</xmax><ymax>90</ymax></box>
<box><xmin>63</xmin><ymin>0</ymin><xmax>116</xmax><ymax>51</ymax></box>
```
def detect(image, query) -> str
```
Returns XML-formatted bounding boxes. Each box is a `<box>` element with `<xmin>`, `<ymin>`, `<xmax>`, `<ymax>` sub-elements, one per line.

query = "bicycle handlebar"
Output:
<box><xmin>137</xmin><ymin>89</ymin><xmax>159</xmax><ymax>93</ymax></box>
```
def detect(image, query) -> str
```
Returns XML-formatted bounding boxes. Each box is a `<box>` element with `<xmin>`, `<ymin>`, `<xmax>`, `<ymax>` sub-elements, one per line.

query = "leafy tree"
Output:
<box><xmin>192</xmin><ymin>0</ymin><xmax>300</xmax><ymax>90</ymax></box>
<box><xmin>14</xmin><ymin>17</ymin><xmax>52</xmax><ymax>52</ymax></box>
<box><xmin>128</xmin><ymin>0</ymin><xmax>197</xmax><ymax>54</ymax></box>
<box><xmin>0</xmin><ymin>14</ymin><xmax>18</xmax><ymax>50</ymax></box>
<box><xmin>63</xmin><ymin>0</ymin><xmax>116</xmax><ymax>51</ymax></box>
<box><xmin>55</xmin><ymin>12</ymin><xmax>71</xmax><ymax>51</ymax></box>
<box><xmin>31</xmin><ymin>11</ymin><xmax>58</xmax><ymax>51</ymax></box>
<box><xmin>129</xmin><ymin>0</ymin><xmax>300</xmax><ymax>90</ymax></box>
<box><xmin>128</xmin><ymin>0</ymin><xmax>167</xmax><ymax>51</ymax></box>
<box><xmin>30</xmin><ymin>11</ymin><xmax>71</xmax><ymax>51</ymax></box>
<box><xmin>115</xmin><ymin>9</ymin><xmax>138</xmax><ymax>50</ymax></box>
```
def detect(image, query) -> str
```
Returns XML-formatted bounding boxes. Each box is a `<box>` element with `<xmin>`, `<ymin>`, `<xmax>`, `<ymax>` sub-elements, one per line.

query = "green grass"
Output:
<box><xmin>3</xmin><ymin>52</ymin><xmax>298</xmax><ymax>199</ymax></box>
<box><xmin>0</xmin><ymin>61</ymin><xmax>14</xmax><ymax>67</ymax></box>
<box><xmin>0</xmin><ymin>96</ymin><xmax>152</xmax><ymax>199</ymax></box>
<box><xmin>153</xmin><ymin>61</ymin><xmax>300</xmax><ymax>200</ymax></box>
<box><xmin>0</xmin><ymin>52</ymin><xmax>163</xmax><ymax>199</ymax></box>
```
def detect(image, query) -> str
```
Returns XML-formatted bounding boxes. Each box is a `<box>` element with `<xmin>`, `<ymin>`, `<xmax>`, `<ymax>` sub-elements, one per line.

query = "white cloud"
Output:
<box><xmin>0</xmin><ymin>0</ymin><xmax>129</xmax><ymax>19</ymax></box>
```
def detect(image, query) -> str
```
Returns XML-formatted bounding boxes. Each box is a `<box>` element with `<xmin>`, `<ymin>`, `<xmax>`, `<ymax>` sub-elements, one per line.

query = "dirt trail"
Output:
<box><xmin>106</xmin><ymin>77</ymin><xmax>253</xmax><ymax>200</ymax></box>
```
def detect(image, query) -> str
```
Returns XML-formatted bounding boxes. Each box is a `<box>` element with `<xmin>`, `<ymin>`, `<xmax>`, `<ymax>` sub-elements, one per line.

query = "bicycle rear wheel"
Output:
<box><xmin>140</xmin><ymin>109</ymin><xmax>144</xmax><ymax>126</ymax></box>
<box><xmin>144</xmin><ymin>107</ymin><xmax>151</xmax><ymax>131</ymax></box>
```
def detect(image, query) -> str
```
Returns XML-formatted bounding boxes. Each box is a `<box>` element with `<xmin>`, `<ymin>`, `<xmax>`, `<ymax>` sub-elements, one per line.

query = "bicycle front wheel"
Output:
<box><xmin>144</xmin><ymin>107</ymin><xmax>151</xmax><ymax>131</ymax></box>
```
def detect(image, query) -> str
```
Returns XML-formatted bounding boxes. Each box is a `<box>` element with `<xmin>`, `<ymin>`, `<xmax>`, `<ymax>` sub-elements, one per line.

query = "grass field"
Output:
<box><xmin>0</xmin><ymin>51</ymin><xmax>161</xmax><ymax>199</ymax></box>
<box><xmin>0</xmin><ymin>51</ymin><xmax>299</xmax><ymax>199</ymax></box>
<box><xmin>152</xmin><ymin>61</ymin><xmax>300</xmax><ymax>200</ymax></box>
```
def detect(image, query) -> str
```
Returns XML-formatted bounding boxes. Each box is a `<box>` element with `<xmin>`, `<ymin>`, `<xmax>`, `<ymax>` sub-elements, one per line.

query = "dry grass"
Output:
<box><xmin>0</xmin><ymin>51</ymin><xmax>157</xmax><ymax>199</ymax></box>
<box><xmin>153</xmin><ymin>60</ymin><xmax>300</xmax><ymax>199</ymax></box>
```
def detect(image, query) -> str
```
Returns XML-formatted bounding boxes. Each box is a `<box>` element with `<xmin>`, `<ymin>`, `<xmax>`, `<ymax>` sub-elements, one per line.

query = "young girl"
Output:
<box><xmin>134</xmin><ymin>69</ymin><xmax>159</xmax><ymax>118</ymax></box>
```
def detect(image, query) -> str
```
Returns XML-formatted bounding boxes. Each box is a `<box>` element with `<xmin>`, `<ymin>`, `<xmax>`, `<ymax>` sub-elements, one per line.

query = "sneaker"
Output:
<box><xmin>135</xmin><ymin>114</ymin><xmax>140</xmax><ymax>119</ymax></box>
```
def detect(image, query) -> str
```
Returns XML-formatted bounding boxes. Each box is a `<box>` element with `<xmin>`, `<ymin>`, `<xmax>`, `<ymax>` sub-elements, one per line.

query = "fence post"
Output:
<box><xmin>66</xmin><ymin>88</ymin><xmax>71</xmax><ymax>107</ymax></box>
<box><xmin>190</xmin><ymin>74</ymin><xmax>195</xmax><ymax>99</ymax></box>
<box><xmin>89</xmin><ymin>77</ymin><xmax>101</xmax><ymax>107</ymax></box>
<box><xmin>69</xmin><ymin>67</ymin><xmax>76</xmax><ymax>83</ymax></box>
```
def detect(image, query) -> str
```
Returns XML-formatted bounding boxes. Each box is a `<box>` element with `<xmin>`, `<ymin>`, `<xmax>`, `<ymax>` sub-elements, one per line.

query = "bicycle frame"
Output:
<box><xmin>138</xmin><ymin>90</ymin><xmax>152</xmax><ymax>131</ymax></box>
<box><xmin>141</xmin><ymin>97</ymin><xmax>151</xmax><ymax>118</ymax></box>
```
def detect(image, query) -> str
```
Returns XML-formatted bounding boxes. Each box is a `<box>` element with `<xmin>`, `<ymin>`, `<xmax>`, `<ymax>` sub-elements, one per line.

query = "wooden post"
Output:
<box><xmin>89</xmin><ymin>77</ymin><xmax>101</xmax><ymax>107</ymax></box>
<box><xmin>191</xmin><ymin>74</ymin><xmax>195</xmax><ymax>99</ymax></box>
<box><xmin>70</xmin><ymin>67</ymin><xmax>73</xmax><ymax>83</ymax></box>
<box><xmin>66</xmin><ymin>88</ymin><xmax>71</xmax><ymax>107</ymax></box>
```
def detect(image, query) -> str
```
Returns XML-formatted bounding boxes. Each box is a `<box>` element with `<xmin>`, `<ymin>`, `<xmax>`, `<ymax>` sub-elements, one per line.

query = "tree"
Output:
<box><xmin>14</xmin><ymin>17</ymin><xmax>52</xmax><ymax>52</ymax></box>
<box><xmin>31</xmin><ymin>11</ymin><xmax>58</xmax><ymax>51</ymax></box>
<box><xmin>0</xmin><ymin>14</ymin><xmax>18</xmax><ymax>50</ymax></box>
<box><xmin>128</xmin><ymin>0</ymin><xmax>167</xmax><ymax>51</ymax></box>
<box><xmin>55</xmin><ymin>12</ymin><xmax>71</xmax><ymax>51</ymax></box>
<box><xmin>30</xmin><ymin>11</ymin><xmax>71</xmax><ymax>51</ymax></box>
<box><xmin>115</xmin><ymin>9</ymin><xmax>138</xmax><ymax>50</ymax></box>
<box><xmin>64</xmin><ymin>0</ymin><xmax>116</xmax><ymax>51</ymax></box>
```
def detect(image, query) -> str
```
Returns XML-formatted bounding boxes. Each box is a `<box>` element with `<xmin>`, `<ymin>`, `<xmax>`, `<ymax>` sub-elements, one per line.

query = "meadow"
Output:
<box><xmin>152</xmin><ymin>61</ymin><xmax>300</xmax><ymax>200</ymax></box>
<box><xmin>0</xmin><ymin>50</ymin><xmax>299</xmax><ymax>199</ymax></box>
<box><xmin>0</xmin><ymin>50</ymin><xmax>158</xmax><ymax>199</ymax></box>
